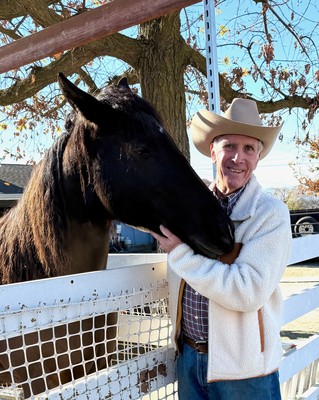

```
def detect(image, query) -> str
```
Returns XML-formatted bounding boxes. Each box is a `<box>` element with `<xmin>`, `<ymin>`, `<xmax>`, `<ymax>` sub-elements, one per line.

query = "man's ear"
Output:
<box><xmin>210</xmin><ymin>143</ymin><xmax>217</xmax><ymax>163</ymax></box>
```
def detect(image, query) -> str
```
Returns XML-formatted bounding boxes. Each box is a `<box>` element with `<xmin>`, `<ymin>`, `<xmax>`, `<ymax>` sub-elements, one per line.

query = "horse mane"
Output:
<box><xmin>0</xmin><ymin>133</ymin><xmax>71</xmax><ymax>284</ymax></box>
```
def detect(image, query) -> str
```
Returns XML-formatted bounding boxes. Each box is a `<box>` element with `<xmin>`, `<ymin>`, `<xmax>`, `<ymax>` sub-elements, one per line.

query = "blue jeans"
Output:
<box><xmin>177</xmin><ymin>342</ymin><xmax>281</xmax><ymax>400</ymax></box>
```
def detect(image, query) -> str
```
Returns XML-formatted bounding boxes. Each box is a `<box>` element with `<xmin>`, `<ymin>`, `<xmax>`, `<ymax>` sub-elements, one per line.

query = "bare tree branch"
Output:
<box><xmin>17</xmin><ymin>0</ymin><xmax>63</xmax><ymax>27</ymax></box>
<box><xmin>0</xmin><ymin>33</ymin><xmax>141</xmax><ymax>105</ymax></box>
<box><xmin>265</xmin><ymin>0</ymin><xmax>311</xmax><ymax>60</ymax></box>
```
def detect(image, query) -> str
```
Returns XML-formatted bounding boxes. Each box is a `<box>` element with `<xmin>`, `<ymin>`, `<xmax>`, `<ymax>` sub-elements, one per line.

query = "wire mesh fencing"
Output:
<box><xmin>0</xmin><ymin>259</ymin><xmax>177</xmax><ymax>399</ymax></box>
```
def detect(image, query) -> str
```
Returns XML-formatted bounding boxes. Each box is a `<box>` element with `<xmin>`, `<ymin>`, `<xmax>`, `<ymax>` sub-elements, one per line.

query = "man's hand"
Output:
<box><xmin>150</xmin><ymin>225</ymin><xmax>183</xmax><ymax>254</ymax></box>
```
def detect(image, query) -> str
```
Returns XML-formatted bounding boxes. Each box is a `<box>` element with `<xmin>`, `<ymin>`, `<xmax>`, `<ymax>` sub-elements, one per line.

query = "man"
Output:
<box><xmin>151</xmin><ymin>98</ymin><xmax>291</xmax><ymax>400</ymax></box>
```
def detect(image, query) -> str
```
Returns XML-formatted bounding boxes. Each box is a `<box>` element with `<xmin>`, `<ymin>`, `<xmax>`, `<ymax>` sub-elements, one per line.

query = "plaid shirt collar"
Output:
<box><xmin>212</xmin><ymin>182</ymin><xmax>247</xmax><ymax>216</ymax></box>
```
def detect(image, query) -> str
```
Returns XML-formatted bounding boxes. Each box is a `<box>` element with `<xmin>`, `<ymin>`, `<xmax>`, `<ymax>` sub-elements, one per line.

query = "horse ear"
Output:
<box><xmin>118</xmin><ymin>77</ymin><xmax>131</xmax><ymax>91</ymax></box>
<box><xmin>57</xmin><ymin>73</ymin><xmax>104</xmax><ymax>123</ymax></box>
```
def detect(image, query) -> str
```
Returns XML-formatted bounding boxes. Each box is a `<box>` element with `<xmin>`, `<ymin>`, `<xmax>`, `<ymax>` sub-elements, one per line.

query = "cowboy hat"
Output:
<box><xmin>190</xmin><ymin>98</ymin><xmax>282</xmax><ymax>160</ymax></box>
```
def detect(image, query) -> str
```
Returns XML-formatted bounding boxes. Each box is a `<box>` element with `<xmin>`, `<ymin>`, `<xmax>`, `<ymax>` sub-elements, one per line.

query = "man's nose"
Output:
<box><xmin>232</xmin><ymin>149</ymin><xmax>245</xmax><ymax>162</ymax></box>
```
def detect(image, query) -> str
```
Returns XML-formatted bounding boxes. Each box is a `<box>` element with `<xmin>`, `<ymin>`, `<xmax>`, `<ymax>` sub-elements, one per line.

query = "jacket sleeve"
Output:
<box><xmin>168</xmin><ymin>200</ymin><xmax>291</xmax><ymax>312</ymax></box>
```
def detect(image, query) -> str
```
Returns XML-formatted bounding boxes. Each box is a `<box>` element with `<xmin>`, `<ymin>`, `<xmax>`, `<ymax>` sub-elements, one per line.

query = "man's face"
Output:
<box><xmin>210</xmin><ymin>134</ymin><xmax>261</xmax><ymax>195</ymax></box>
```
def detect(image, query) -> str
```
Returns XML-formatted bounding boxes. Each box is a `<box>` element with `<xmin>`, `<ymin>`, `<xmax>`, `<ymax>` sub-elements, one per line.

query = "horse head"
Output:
<box><xmin>58</xmin><ymin>73</ymin><xmax>234</xmax><ymax>258</ymax></box>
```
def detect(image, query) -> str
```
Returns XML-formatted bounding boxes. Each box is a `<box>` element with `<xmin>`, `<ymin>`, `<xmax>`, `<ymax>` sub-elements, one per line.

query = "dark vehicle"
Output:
<box><xmin>290</xmin><ymin>209</ymin><xmax>319</xmax><ymax>237</ymax></box>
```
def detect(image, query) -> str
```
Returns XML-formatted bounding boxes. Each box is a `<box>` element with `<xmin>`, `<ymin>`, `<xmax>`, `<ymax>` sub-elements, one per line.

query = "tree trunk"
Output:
<box><xmin>137</xmin><ymin>13</ymin><xmax>190</xmax><ymax>160</ymax></box>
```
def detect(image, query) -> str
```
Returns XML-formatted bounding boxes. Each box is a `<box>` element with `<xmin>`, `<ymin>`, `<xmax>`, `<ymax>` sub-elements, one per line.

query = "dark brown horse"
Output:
<box><xmin>0</xmin><ymin>74</ymin><xmax>234</xmax><ymax>397</ymax></box>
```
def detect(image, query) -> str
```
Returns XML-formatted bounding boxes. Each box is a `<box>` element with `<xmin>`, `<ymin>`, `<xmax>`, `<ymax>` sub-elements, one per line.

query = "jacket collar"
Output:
<box><xmin>230</xmin><ymin>175</ymin><xmax>262</xmax><ymax>221</ymax></box>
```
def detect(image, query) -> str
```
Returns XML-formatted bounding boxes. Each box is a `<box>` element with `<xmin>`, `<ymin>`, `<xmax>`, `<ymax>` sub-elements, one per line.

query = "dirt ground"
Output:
<box><xmin>280</xmin><ymin>260</ymin><xmax>319</xmax><ymax>341</ymax></box>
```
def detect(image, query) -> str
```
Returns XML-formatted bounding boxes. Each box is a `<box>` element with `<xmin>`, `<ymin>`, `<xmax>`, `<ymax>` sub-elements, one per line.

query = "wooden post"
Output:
<box><xmin>0</xmin><ymin>0</ymin><xmax>199</xmax><ymax>74</ymax></box>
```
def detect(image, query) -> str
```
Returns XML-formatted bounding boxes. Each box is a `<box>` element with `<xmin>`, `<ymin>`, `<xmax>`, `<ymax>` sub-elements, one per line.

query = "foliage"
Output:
<box><xmin>273</xmin><ymin>186</ymin><xmax>319</xmax><ymax>210</ymax></box>
<box><xmin>0</xmin><ymin>0</ymin><xmax>319</xmax><ymax>166</ymax></box>
<box><xmin>291</xmin><ymin>137</ymin><xmax>319</xmax><ymax>195</ymax></box>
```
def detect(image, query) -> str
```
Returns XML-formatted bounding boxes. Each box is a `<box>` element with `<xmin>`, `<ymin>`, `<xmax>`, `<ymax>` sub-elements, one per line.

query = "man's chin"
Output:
<box><xmin>224</xmin><ymin>178</ymin><xmax>245</xmax><ymax>193</ymax></box>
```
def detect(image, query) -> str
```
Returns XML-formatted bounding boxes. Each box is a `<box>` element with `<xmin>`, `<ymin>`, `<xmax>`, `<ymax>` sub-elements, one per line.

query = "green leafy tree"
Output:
<box><xmin>0</xmin><ymin>0</ymin><xmax>319</xmax><ymax>162</ymax></box>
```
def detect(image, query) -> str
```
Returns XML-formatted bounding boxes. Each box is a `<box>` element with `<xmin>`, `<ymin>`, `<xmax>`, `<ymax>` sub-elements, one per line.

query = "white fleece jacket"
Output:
<box><xmin>168</xmin><ymin>175</ymin><xmax>292</xmax><ymax>381</ymax></box>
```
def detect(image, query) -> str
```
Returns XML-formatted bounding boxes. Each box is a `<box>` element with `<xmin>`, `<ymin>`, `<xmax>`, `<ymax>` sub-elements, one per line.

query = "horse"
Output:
<box><xmin>0</xmin><ymin>73</ymin><xmax>234</xmax><ymax>397</ymax></box>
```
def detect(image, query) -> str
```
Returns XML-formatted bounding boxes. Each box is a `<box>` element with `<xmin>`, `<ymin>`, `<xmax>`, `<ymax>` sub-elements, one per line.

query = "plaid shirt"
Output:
<box><xmin>181</xmin><ymin>184</ymin><xmax>246</xmax><ymax>342</ymax></box>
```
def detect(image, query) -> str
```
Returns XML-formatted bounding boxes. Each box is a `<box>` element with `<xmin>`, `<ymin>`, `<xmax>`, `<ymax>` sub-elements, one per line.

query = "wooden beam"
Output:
<box><xmin>0</xmin><ymin>0</ymin><xmax>199</xmax><ymax>74</ymax></box>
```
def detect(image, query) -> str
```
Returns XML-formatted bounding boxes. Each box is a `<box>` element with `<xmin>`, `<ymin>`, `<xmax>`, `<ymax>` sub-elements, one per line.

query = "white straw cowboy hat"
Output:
<box><xmin>190</xmin><ymin>98</ymin><xmax>282</xmax><ymax>160</ymax></box>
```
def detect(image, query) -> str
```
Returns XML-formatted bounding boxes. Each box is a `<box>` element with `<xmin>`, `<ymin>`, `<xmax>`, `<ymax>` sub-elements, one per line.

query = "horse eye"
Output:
<box><xmin>136</xmin><ymin>147</ymin><xmax>151</xmax><ymax>158</ymax></box>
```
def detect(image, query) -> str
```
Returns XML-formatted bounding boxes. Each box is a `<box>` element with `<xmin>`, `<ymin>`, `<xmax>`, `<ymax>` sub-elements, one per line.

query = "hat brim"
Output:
<box><xmin>190</xmin><ymin>109</ymin><xmax>282</xmax><ymax>160</ymax></box>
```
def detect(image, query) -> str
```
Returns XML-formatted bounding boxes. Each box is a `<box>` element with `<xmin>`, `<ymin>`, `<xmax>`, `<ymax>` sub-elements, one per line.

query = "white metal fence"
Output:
<box><xmin>279</xmin><ymin>235</ymin><xmax>319</xmax><ymax>400</ymax></box>
<box><xmin>0</xmin><ymin>238</ymin><xmax>318</xmax><ymax>399</ymax></box>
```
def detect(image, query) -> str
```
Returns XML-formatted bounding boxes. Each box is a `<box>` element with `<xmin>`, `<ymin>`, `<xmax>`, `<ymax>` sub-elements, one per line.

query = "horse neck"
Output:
<box><xmin>66</xmin><ymin>219</ymin><xmax>111</xmax><ymax>274</ymax></box>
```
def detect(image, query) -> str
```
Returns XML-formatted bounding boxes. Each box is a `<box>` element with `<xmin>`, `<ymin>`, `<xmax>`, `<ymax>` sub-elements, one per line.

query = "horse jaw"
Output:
<box><xmin>124</xmin><ymin>222</ymin><xmax>233</xmax><ymax>259</ymax></box>
<box><xmin>188</xmin><ymin>230</ymin><xmax>234</xmax><ymax>258</ymax></box>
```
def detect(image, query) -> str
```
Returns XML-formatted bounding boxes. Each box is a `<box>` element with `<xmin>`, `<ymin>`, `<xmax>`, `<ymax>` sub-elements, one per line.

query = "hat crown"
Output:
<box><xmin>224</xmin><ymin>98</ymin><xmax>262</xmax><ymax>127</ymax></box>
